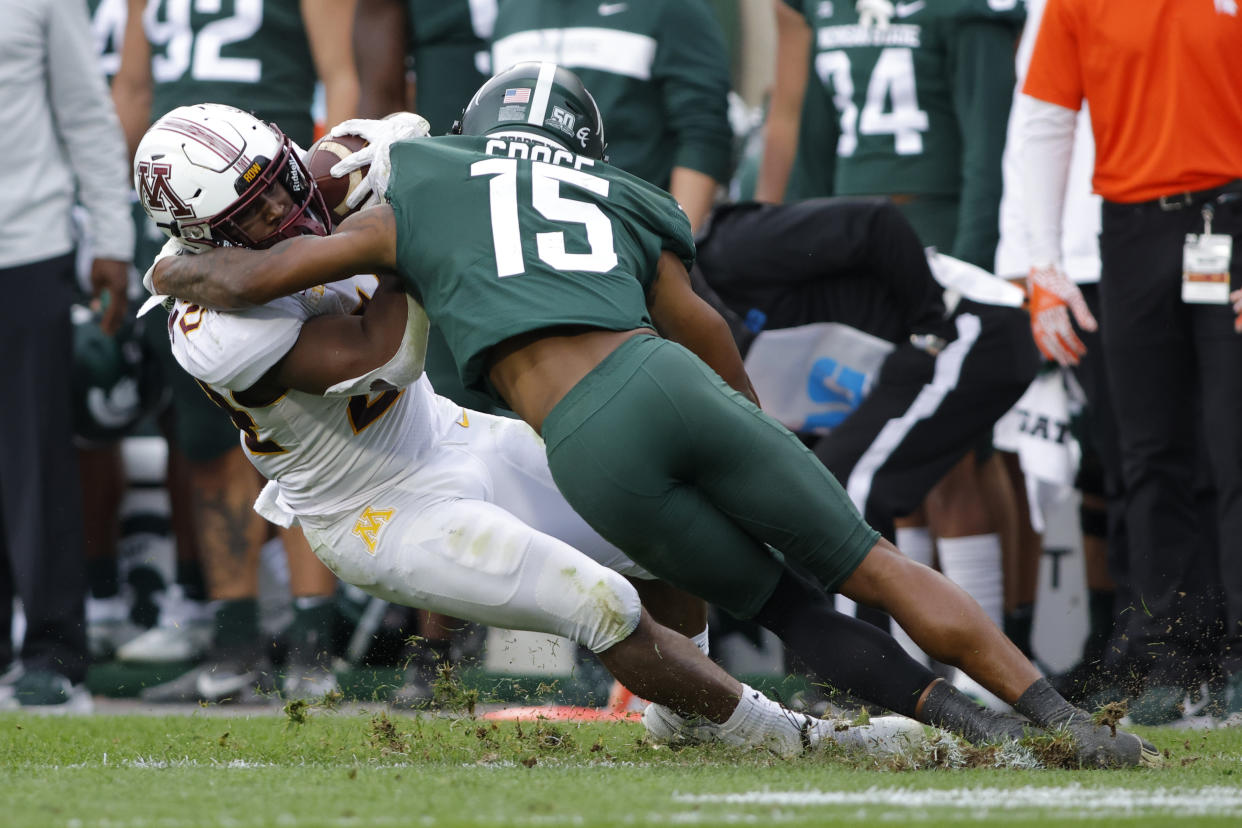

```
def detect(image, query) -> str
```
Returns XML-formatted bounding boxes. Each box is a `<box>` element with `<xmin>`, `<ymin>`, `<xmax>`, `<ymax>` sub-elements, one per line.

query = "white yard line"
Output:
<box><xmin>673</xmin><ymin>784</ymin><xmax>1242</xmax><ymax>816</ymax></box>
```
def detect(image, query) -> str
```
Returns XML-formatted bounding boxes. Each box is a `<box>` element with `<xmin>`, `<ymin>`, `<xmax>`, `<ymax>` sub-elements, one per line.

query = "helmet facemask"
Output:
<box><xmin>180</xmin><ymin>128</ymin><xmax>331</xmax><ymax>249</ymax></box>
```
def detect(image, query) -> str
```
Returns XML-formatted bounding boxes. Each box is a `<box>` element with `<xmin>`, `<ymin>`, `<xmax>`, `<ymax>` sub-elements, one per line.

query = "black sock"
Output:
<box><xmin>176</xmin><ymin>557</ymin><xmax>207</xmax><ymax>602</ymax></box>
<box><xmin>920</xmin><ymin>679</ymin><xmax>1032</xmax><ymax>744</ymax></box>
<box><xmin>87</xmin><ymin>557</ymin><xmax>119</xmax><ymax>599</ymax></box>
<box><xmin>1012</xmin><ymin>676</ymin><xmax>1079</xmax><ymax>728</ymax></box>
<box><xmin>288</xmin><ymin>597</ymin><xmax>337</xmax><ymax>659</ymax></box>
<box><xmin>1003</xmin><ymin>603</ymin><xmax>1035</xmax><ymax>659</ymax></box>
<box><xmin>753</xmin><ymin>569</ymin><xmax>937</xmax><ymax>718</ymax></box>
<box><xmin>214</xmin><ymin>598</ymin><xmax>260</xmax><ymax>652</ymax></box>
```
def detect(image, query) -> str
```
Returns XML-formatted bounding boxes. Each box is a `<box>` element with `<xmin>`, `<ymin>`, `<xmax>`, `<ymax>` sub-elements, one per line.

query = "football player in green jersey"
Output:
<box><xmin>108</xmin><ymin>0</ymin><xmax>360</xmax><ymax>701</ymax></box>
<box><xmin>490</xmin><ymin>0</ymin><xmax>732</xmax><ymax>232</ymax></box>
<box><xmin>758</xmin><ymin>0</ymin><xmax>1022</xmax><ymax>269</ymax></box>
<box><xmin>756</xmin><ymin>0</ymin><xmax>1025</xmax><ymax>685</ymax></box>
<box><xmin>149</xmin><ymin>63</ymin><xmax>1157</xmax><ymax>768</ymax></box>
<box><xmin>353</xmin><ymin>0</ymin><xmax>492</xmax><ymax>137</ymax></box>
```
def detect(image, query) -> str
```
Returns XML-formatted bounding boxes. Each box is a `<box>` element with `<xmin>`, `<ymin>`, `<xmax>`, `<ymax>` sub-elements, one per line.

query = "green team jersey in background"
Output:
<box><xmin>490</xmin><ymin>0</ymin><xmax>733</xmax><ymax>190</ymax></box>
<box><xmin>386</xmin><ymin>134</ymin><xmax>695</xmax><ymax>400</ymax></box>
<box><xmin>404</xmin><ymin>0</ymin><xmax>492</xmax><ymax>135</ymax></box>
<box><xmin>88</xmin><ymin>0</ymin><xmax>128</xmax><ymax>82</ymax></box>
<box><xmin>145</xmin><ymin>0</ymin><xmax>317</xmax><ymax>147</ymax></box>
<box><xmin>783</xmin><ymin>0</ymin><xmax>1022</xmax><ymax>267</ymax></box>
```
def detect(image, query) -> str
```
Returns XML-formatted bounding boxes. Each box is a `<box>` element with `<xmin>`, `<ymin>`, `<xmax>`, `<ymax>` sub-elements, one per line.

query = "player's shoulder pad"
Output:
<box><xmin>170</xmin><ymin>276</ymin><xmax>370</xmax><ymax>394</ymax></box>
<box><xmin>946</xmin><ymin>0</ymin><xmax>1026</xmax><ymax>27</ymax></box>
<box><xmin>614</xmin><ymin>166</ymin><xmax>697</xmax><ymax>270</ymax></box>
<box><xmin>168</xmin><ymin>289</ymin><xmax>333</xmax><ymax>391</ymax></box>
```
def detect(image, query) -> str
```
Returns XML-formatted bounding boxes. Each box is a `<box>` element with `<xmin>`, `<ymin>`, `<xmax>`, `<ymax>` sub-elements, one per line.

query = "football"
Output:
<box><xmin>306</xmin><ymin>133</ymin><xmax>369</xmax><ymax>222</ymax></box>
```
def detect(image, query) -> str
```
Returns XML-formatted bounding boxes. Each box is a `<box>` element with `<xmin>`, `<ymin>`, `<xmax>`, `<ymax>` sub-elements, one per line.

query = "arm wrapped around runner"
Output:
<box><xmin>324</xmin><ymin>293</ymin><xmax>430</xmax><ymax>395</ymax></box>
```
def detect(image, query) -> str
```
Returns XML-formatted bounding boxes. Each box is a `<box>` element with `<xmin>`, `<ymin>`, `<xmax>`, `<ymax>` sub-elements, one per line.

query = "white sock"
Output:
<box><xmin>937</xmin><ymin>533</ymin><xmax>1004</xmax><ymax>625</ymax></box>
<box><xmin>892</xmin><ymin>526</ymin><xmax>934</xmax><ymax>667</ymax></box>
<box><xmin>715</xmin><ymin>683</ymin><xmax>806</xmax><ymax>757</ymax></box>
<box><xmin>691</xmin><ymin>626</ymin><xmax>709</xmax><ymax>657</ymax></box>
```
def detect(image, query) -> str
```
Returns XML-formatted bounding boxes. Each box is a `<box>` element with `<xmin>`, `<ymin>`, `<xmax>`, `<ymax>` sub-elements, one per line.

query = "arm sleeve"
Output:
<box><xmin>946</xmin><ymin>19</ymin><xmax>1018</xmax><ymax>269</ymax></box>
<box><xmin>1019</xmin><ymin>94</ymin><xmax>1078</xmax><ymax>269</ymax></box>
<box><xmin>1021</xmin><ymin>0</ymin><xmax>1084</xmax><ymax>110</ymax></box>
<box><xmin>48</xmin><ymin>0</ymin><xmax>135</xmax><ymax>262</ymax></box>
<box><xmin>652</xmin><ymin>0</ymin><xmax>734</xmax><ymax>183</ymax></box>
<box><xmin>172</xmin><ymin>301</ymin><xmax>305</xmax><ymax>391</ymax></box>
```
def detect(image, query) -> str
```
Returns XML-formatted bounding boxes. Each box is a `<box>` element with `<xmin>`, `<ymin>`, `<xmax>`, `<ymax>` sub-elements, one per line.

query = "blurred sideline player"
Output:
<box><xmin>755</xmin><ymin>0</ymin><xmax>1026</xmax><ymax>696</ymax></box>
<box><xmin>690</xmin><ymin>197</ymin><xmax>1039</xmax><ymax>708</ymax></box>
<box><xmin>130</xmin><ymin>102</ymin><xmax>929</xmax><ymax>758</ymax></box>
<box><xmin>79</xmin><ymin>0</ymin><xmax>208</xmax><ymax>665</ymax></box>
<box><xmin>109</xmin><ymin>0</ymin><xmax>359</xmax><ymax>700</ymax></box>
<box><xmin>993</xmin><ymin>0</ymin><xmax>1123</xmax><ymax>706</ymax></box>
<box><xmin>148</xmin><ymin>65</ymin><xmax>1158</xmax><ymax>768</ymax></box>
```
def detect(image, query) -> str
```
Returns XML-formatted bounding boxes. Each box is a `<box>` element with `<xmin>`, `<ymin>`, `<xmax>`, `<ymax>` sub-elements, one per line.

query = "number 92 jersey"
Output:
<box><xmin>784</xmin><ymin>0</ymin><xmax>1024</xmax><ymax>198</ymax></box>
<box><xmin>386</xmin><ymin>134</ymin><xmax>696</xmax><ymax>402</ymax></box>
<box><xmin>167</xmin><ymin>275</ymin><xmax>453</xmax><ymax>519</ymax></box>
<box><xmin>145</xmin><ymin>0</ymin><xmax>318</xmax><ymax>147</ymax></box>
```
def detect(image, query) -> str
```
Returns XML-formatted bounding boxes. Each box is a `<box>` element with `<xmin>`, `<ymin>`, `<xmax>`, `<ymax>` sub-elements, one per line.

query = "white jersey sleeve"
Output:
<box><xmin>170</xmin><ymin>276</ymin><xmax>379</xmax><ymax>391</ymax></box>
<box><xmin>994</xmin><ymin>0</ymin><xmax>1101</xmax><ymax>283</ymax></box>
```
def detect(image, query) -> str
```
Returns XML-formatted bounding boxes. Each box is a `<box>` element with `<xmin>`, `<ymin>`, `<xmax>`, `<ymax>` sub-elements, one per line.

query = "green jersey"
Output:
<box><xmin>387</xmin><ymin>134</ymin><xmax>695</xmax><ymax>400</ymax></box>
<box><xmin>490</xmin><ymin>0</ymin><xmax>732</xmax><ymax>190</ymax></box>
<box><xmin>405</xmin><ymin>0</ymin><xmax>491</xmax><ymax>136</ymax></box>
<box><xmin>88</xmin><ymin>0</ymin><xmax>128</xmax><ymax>81</ymax></box>
<box><xmin>784</xmin><ymin>0</ymin><xmax>1021</xmax><ymax>265</ymax></box>
<box><xmin>145</xmin><ymin>0</ymin><xmax>317</xmax><ymax>146</ymax></box>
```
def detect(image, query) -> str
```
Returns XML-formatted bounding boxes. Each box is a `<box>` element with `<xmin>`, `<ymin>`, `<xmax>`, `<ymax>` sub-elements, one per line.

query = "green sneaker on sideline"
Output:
<box><xmin>0</xmin><ymin>670</ymin><xmax>94</xmax><ymax>714</ymax></box>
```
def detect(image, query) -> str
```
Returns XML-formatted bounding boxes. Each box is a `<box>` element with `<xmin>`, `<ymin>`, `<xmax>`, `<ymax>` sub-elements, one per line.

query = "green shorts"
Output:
<box><xmin>543</xmin><ymin>335</ymin><xmax>879</xmax><ymax>619</ymax></box>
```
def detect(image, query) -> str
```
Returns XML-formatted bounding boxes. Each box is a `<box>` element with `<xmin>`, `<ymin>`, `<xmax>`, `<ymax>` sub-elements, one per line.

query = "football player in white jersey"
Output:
<box><xmin>134</xmin><ymin>102</ymin><xmax>930</xmax><ymax>758</ymax></box>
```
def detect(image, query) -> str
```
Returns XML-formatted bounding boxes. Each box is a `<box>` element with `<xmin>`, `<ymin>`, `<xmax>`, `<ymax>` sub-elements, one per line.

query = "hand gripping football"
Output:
<box><xmin>306</xmin><ymin>133</ymin><xmax>369</xmax><ymax>222</ymax></box>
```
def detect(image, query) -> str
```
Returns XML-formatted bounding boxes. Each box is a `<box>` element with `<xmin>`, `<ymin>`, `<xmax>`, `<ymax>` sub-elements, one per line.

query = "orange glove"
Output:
<box><xmin>1028</xmin><ymin>265</ymin><xmax>1098</xmax><ymax>366</ymax></box>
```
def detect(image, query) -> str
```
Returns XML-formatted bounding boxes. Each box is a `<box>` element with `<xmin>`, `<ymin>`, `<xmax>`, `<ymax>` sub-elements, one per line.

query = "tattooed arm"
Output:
<box><xmin>152</xmin><ymin>207</ymin><xmax>400</xmax><ymax>309</ymax></box>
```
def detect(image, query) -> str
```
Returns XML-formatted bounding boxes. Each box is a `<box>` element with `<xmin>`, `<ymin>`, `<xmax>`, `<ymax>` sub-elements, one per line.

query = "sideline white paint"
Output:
<box><xmin>673</xmin><ymin>785</ymin><xmax>1242</xmax><ymax>816</ymax></box>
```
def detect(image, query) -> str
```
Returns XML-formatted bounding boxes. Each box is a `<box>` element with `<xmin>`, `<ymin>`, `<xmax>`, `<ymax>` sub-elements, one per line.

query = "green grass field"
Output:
<box><xmin>5</xmin><ymin>705</ymin><xmax>1242</xmax><ymax>827</ymax></box>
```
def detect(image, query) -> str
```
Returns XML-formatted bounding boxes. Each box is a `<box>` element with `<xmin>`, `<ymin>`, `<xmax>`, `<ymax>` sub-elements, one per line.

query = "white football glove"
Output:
<box><xmin>1028</xmin><ymin>264</ymin><xmax>1098</xmax><ymax>366</ymax></box>
<box><xmin>327</xmin><ymin>112</ymin><xmax>431</xmax><ymax>212</ymax></box>
<box><xmin>137</xmin><ymin>236</ymin><xmax>197</xmax><ymax>317</ymax></box>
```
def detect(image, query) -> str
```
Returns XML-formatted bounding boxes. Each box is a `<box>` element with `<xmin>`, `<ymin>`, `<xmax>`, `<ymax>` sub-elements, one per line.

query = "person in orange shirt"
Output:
<box><xmin>1019</xmin><ymin>0</ymin><xmax>1242</xmax><ymax>725</ymax></box>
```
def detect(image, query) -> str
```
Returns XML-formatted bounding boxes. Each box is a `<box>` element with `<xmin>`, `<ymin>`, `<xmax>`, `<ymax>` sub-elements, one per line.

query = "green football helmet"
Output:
<box><xmin>452</xmin><ymin>62</ymin><xmax>608</xmax><ymax>161</ymax></box>
<box><xmin>71</xmin><ymin>305</ymin><xmax>166</xmax><ymax>446</ymax></box>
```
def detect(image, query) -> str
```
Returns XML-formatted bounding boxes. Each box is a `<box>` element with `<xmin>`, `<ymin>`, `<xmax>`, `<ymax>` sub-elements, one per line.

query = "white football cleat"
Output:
<box><xmin>642</xmin><ymin>703</ymin><xmax>716</xmax><ymax>746</ymax></box>
<box><xmin>811</xmin><ymin>714</ymin><xmax>929</xmax><ymax>757</ymax></box>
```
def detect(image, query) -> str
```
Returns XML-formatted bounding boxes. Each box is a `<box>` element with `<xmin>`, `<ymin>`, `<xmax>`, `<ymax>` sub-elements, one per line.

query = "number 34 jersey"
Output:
<box><xmin>386</xmin><ymin>134</ymin><xmax>696</xmax><ymax>400</ymax></box>
<box><xmin>167</xmin><ymin>275</ymin><xmax>453</xmax><ymax>519</ymax></box>
<box><xmin>785</xmin><ymin>0</ymin><xmax>1023</xmax><ymax>197</ymax></box>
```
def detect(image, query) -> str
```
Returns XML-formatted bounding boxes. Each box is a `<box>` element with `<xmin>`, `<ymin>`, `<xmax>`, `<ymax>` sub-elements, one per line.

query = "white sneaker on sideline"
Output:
<box><xmin>116</xmin><ymin>586</ymin><xmax>213</xmax><ymax>663</ymax></box>
<box><xmin>87</xmin><ymin>595</ymin><xmax>144</xmax><ymax>660</ymax></box>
